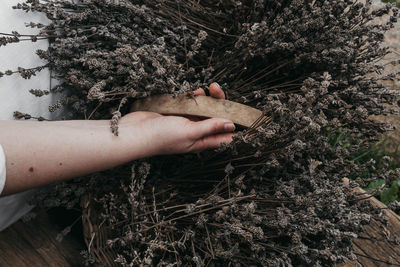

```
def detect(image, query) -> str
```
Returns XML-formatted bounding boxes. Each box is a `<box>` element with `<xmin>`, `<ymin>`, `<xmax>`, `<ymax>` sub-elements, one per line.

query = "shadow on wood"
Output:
<box><xmin>341</xmin><ymin>182</ymin><xmax>400</xmax><ymax>267</ymax></box>
<box><xmin>0</xmin><ymin>210</ymin><xmax>84</xmax><ymax>267</ymax></box>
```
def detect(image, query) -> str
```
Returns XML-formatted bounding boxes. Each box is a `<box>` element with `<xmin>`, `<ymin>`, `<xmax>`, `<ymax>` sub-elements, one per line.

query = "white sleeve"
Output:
<box><xmin>0</xmin><ymin>144</ymin><xmax>35</xmax><ymax>232</ymax></box>
<box><xmin>0</xmin><ymin>144</ymin><xmax>6</xmax><ymax>195</ymax></box>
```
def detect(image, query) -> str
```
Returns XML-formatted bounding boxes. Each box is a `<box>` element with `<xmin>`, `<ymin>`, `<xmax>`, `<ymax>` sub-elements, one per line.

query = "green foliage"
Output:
<box><xmin>380</xmin><ymin>180</ymin><xmax>400</xmax><ymax>204</ymax></box>
<box><xmin>382</xmin><ymin>0</ymin><xmax>400</xmax><ymax>8</ymax></box>
<box><xmin>365</xmin><ymin>179</ymin><xmax>400</xmax><ymax>205</ymax></box>
<box><xmin>328</xmin><ymin>128</ymin><xmax>400</xmax><ymax>208</ymax></box>
<box><xmin>365</xmin><ymin>179</ymin><xmax>386</xmax><ymax>190</ymax></box>
<box><xmin>353</xmin><ymin>141</ymin><xmax>400</xmax><ymax>206</ymax></box>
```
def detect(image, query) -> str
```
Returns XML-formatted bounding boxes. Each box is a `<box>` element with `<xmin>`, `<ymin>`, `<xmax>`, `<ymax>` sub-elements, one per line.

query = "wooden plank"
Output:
<box><xmin>12</xmin><ymin>217</ymin><xmax>75</xmax><ymax>267</ymax></box>
<box><xmin>342</xmin><ymin>184</ymin><xmax>400</xmax><ymax>267</ymax></box>
<box><xmin>0</xmin><ymin>226</ymin><xmax>49</xmax><ymax>267</ymax></box>
<box><xmin>358</xmin><ymin>220</ymin><xmax>400</xmax><ymax>264</ymax></box>
<box><xmin>131</xmin><ymin>94</ymin><xmax>267</xmax><ymax>128</ymax></box>
<box><xmin>352</xmin><ymin>243</ymin><xmax>371</xmax><ymax>267</ymax></box>
<box><xmin>0</xmin><ymin>210</ymin><xmax>84</xmax><ymax>267</ymax></box>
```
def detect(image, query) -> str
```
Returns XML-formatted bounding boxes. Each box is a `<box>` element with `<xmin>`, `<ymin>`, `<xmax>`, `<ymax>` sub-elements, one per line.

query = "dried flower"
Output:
<box><xmin>10</xmin><ymin>0</ymin><xmax>399</xmax><ymax>265</ymax></box>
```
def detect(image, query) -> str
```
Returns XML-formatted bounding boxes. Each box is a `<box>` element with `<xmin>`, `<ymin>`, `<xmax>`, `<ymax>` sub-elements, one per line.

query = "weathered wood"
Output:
<box><xmin>131</xmin><ymin>94</ymin><xmax>266</xmax><ymax>128</ymax></box>
<box><xmin>342</xmin><ymin>185</ymin><xmax>400</xmax><ymax>267</ymax></box>
<box><xmin>0</xmin><ymin>210</ymin><xmax>84</xmax><ymax>267</ymax></box>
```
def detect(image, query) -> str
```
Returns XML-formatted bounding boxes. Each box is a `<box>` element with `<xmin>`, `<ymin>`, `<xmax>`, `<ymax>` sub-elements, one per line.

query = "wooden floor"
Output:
<box><xmin>0</xmin><ymin>211</ymin><xmax>84</xmax><ymax>267</ymax></box>
<box><xmin>0</xmin><ymin>188</ymin><xmax>399</xmax><ymax>267</ymax></box>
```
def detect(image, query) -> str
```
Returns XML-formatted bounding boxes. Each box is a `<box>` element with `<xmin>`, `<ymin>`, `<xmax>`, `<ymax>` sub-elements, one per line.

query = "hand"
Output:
<box><xmin>120</xmin><ymin>83</ymin><xmax>235</xmax><ymax>155</ymax></box>
<box><xmin>0</xmin><ymin>83</ymin><xmax>234</xmax><ymax>195</ymax></box>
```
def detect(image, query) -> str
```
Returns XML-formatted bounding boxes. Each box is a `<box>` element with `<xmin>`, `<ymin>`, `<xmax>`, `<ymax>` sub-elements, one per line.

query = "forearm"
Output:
<box><xmin>0</xmin><ymin>106</ymin><xmax>235</xmax><ymax>195</ymax></box>
<box><xmin>0</xmin><ymin>118</ymin><xmax>153</xmax><ymax>196</ymax></box>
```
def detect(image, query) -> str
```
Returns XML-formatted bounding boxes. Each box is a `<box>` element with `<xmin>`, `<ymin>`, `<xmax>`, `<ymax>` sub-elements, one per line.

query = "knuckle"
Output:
<box><xmin>212</xmin><ymin>120</ymin><xmax>221</xmax><ymax>132</ymax></box>
<box><xmin>213</xmin><ymin>123</ymin><xmax>219</xmax><ymax>133</ymax></box>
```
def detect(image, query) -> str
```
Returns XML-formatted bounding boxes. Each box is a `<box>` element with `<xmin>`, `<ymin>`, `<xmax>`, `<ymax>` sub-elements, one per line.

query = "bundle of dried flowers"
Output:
<box><xmin>2</xmin><ymin>0</ymin><xmax>400</xmax><ymax>265</ymax></box>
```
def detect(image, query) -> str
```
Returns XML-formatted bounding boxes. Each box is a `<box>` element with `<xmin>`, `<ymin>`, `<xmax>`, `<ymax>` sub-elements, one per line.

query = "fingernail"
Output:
<box><xmin>224</xmin><ymin>122</ymin><xmax>235</xmax><ymax>131</ymax></box>
<box><xmin>214</xmin><ymin>82</ymin><xmax>221</xmax><ymax>89</ymax></box>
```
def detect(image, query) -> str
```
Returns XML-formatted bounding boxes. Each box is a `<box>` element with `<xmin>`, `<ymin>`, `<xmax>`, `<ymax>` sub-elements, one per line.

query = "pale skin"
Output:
<box><xmin>0</xmin><ymin>83</ymin><xmax>234</xmax><ymax>196</ymax></box>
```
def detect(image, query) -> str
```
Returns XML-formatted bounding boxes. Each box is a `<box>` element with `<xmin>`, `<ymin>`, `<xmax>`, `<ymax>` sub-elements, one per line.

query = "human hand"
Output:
<box><xmin>120</xmin><ymin>83</ymin><xmax>234</xmax><ymax>155</ymax></box>
<box><xmin>0</xmin><ymin>83</ymin><xmax>233</xmax><ymax>194</ymax></box>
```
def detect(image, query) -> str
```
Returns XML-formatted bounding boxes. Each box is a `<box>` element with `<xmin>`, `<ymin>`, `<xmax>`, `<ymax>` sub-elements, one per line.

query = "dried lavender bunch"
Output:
<box><xmin>7</xmin><ymin>0</ymin><xmax>213</xmax><ymax>120</ymax></box>
<box><xmin>4</xmin><ymin>0</ymin><xmax>400</xmax><ymax>266</ymax></box>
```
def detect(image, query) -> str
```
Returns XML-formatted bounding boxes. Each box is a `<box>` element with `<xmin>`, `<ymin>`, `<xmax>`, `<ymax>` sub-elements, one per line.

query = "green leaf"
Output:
<box><xmin>365</xmin><ymin>179</ymin><xmax>385</xmax><ymax>191</ymax></box>
<box><xmin>380</xmin><ymin>180</ymin><xmax>399</xmax><ymax>205</ymax></box>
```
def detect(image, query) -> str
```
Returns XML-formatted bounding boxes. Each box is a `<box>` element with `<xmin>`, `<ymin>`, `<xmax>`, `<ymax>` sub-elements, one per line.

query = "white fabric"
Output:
<box><xmin>0</xmin><ymin>1</ymin><xmax>53</xmax><ymax>120</ymax></box>
<box><xmin>0</xmin><ymin>145</ymin><xmax>5</xmax><ymax>195</ymax></box>
<box><xmin>0</xmin><ymin>0</ymin><xmax>59</xmax><ymax>231</ymax></box>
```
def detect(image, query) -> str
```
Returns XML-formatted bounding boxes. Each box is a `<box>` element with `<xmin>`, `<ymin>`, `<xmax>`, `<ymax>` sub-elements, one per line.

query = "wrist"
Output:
<box><xmin>117</xmin><ymin>114</ymin><xmax>162</xmax><ymax>159</ymax></box>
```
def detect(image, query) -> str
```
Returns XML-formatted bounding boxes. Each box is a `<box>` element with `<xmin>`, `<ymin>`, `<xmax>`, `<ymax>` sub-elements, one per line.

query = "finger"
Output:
<box><xmin>191</xmin><ymin>133</ymin><xmax>234</xmax><ymax>152</ymax></box>
<box><xmin>189</xmin><ymin>118</ymin><xmax>235</xmax><ymax>139</ymax></box>
<box><xmin>192</xmin><ymin>88</ymin><xmax>206</xmax><ymax>96</ymax></box>
<box><xmin>195</xmin><ymin>118</ymin><xmax>235</xmax><ymax>136</ymax></box>
<box><xmin>209</xmin><ymin>82</ymin><xmax>225</xmax><ymax>99</ymax></box>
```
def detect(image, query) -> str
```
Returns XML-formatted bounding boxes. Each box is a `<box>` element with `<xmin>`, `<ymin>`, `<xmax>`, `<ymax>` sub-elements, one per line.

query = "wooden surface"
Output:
<box><xmin>0</xmin><ymin>210</ymin><xmax>84</xmax><ymax>267</ymax></box>
<box><xmin>131</xmin><ymin>94</ymin><xmax>266</xmax><ymax>128</ymax></box>
<box><xmin>342</xmin><ymin>185</ymin><xmax>400</xmax><ymax>267</ymax></box>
